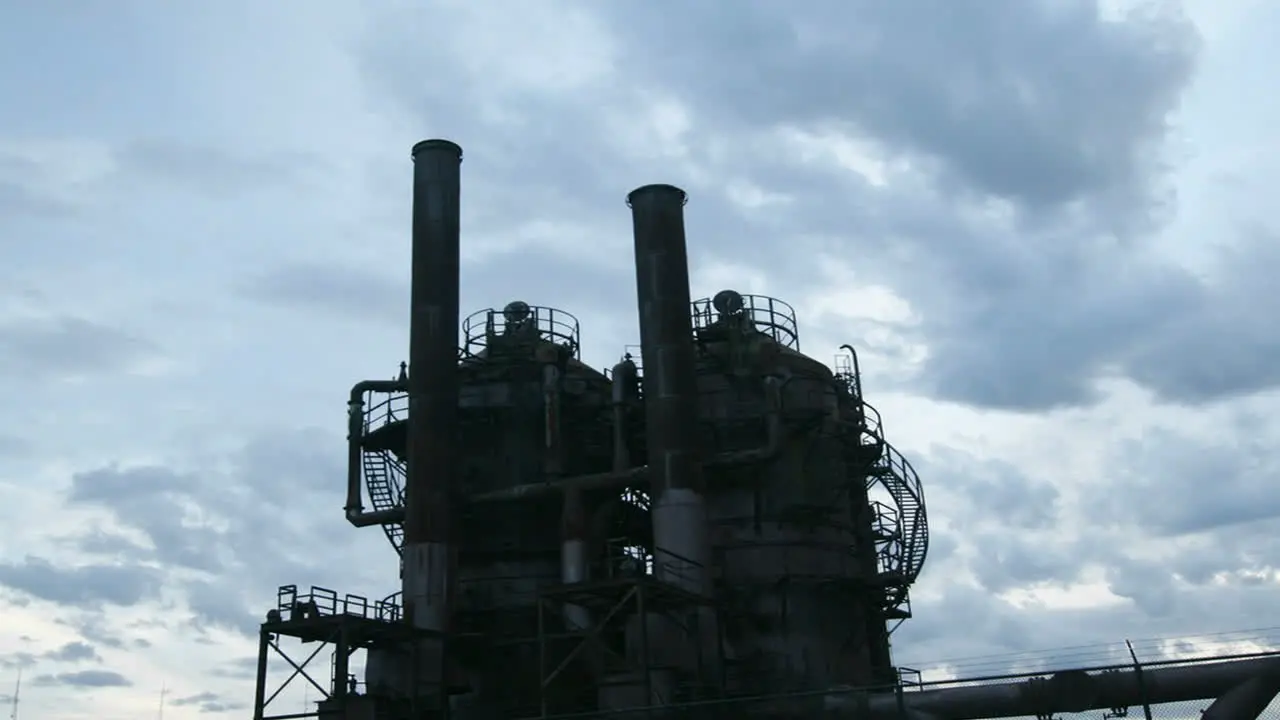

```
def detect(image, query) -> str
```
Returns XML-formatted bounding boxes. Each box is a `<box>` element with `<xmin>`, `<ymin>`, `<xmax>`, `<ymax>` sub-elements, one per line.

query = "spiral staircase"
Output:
<box><xmin>834</xmin><ymin>351</ymin><xmax>929</xmax><ymax>629</ymax></box>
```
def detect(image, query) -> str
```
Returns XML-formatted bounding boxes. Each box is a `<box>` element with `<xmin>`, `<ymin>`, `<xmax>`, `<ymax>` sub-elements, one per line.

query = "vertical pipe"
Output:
<box><xmin>544</xmin><ymin>357</ymin><xmax>591</xmax><ymax>631</ymax></box>
<box><xmin>561</xmin><ymin>486</ymin><xmax>591</xmax><ymax>630</ymax></box>
<box><xmin>543</xmin><ymin>364</ymin><xmax>565</xmax><ymax>476</ymax></box>
<box><xmin>404</xmin><ymin>139</ymin><xmax>463</xmax><ymax>680</ymax></box>
<box><xmin>333</xmin><ymin>631</ymin><xmax>350</xmax><ymax>704</ymax></box>
<box><xmin>253</xmin><ymin>630</ymin><xmax>270</xmax><ymax>720</ymax></box>
<box><xmin>626</xmin><ymin>184</ymin><xmax>709</xmax><ymax>596</ymax></box>
<box><xmin>611</xmin><ymin>357</ymin><xmax>637</xmax><ymax>473</ymax></box>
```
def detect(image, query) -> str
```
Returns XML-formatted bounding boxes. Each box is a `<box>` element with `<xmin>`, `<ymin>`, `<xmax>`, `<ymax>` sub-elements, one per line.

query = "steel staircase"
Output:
<box><xmin>362</xmin><ymin>449</ymin><xmax>406</xmax><ymax>554</ymax></box>
<box><xmin>834</xmin><ymin>348</ymin><xmax>929</xmax><ymax>628</ymax></box>
<box><xmin>866</xmin><ymin>433</ymin><xmax>928</xmax><ymax>619</ymax></box>
<box><xmin>359</xmin><ymin>386</ymin><xmax>408</xmax><ymax>555</ymax></box>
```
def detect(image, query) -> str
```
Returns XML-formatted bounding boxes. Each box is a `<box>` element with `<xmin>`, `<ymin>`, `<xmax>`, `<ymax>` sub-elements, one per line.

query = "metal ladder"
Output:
<box><xmin>362</xmin><ymin>450</ymin><xmax>405</xmax><ymax>554</ymax></box>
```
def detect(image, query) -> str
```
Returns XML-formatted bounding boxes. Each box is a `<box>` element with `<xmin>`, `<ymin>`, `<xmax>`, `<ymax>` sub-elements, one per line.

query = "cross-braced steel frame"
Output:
<box><xmin>251</xmin><ymin>585</ymin><xmax>442</xmax><ymax>720</ymax></box>
<box><xmin>535</xmin><ymin>572</ymin><xmax>723</xmax><ymax>718</ymax></box>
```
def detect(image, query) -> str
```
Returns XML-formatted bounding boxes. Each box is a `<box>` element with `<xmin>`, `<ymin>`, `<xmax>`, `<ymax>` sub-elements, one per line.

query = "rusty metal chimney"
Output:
<box><xmin>626</xmin><ymin>184</ymin><xmax>710</xmax><ymax>595</ymax></box>
<box><xmin>403</xmin><ymin>139</ymin><xmax>463</xmax><ymax>661</ymax></box>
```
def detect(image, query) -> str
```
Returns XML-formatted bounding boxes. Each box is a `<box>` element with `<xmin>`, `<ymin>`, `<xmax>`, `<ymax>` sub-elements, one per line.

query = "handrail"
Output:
<box><xmin>691</xmin><ymin>293</ymin><xmax>801</xmax><ymax>350</ymax></box>
<box><xmin>462</xmin><ymin>304</ymin><xmax>581</xmax><ymax>359</ymax></box>
<box><xmin>274</xmin><ymin>584</ymin><xmax>402</xmax><ymax>623</ymax></box>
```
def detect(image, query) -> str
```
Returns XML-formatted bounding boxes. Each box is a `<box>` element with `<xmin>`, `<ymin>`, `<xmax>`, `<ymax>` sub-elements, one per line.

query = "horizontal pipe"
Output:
<box><xmin>539</xmin><ymin>655</ymin><xmax>1280</xmax><ymax>720</ymax></box>
<box><xmin>829</xmin><ymin>656</ymin><xmax>1280</xmax><ymax>719</ymax></box>
<box><xmin>470</xmin><ymin>467</ymin><xmax>649</xmax><ymax>504</ymax></box>
<box><xmin>343</xmin><ymin>379</ymin><xmax>784</xmax><ymax>526</ymax></box>
<box><xmin>469</xmin><ymin>415</ymin><xmax>787</xmax><ymax>505</ymax></box>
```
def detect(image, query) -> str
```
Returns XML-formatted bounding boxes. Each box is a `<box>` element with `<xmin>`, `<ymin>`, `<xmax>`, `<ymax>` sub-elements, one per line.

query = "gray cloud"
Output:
<box><xmin>919</xmin><ymin>447</ymin><xmax>1061</xmax><ymax>531</ymax></box>
<box><xmin>580</xmin><ymin>0</ymin><xmax>1225</xmax><ymax>412</ymax></box>
<box><xmin>0</xmin><ymin>151</ymin><xmax>83</xmax><ymax>222</ymax></box>
<box><xmin>184</xmin><ymin>579</ymin><xmax>261</xmax><ymax>637</ymax></box>
<box><xmin>0</xmin><ymin>315</ymin><xmax>157</xmax><ymax>381</ymax></box>
<box><xmin>895</xmin><ymin>417</ymin><xmax>1280</xmax><ymax>671</ymax></box>
<box><xmin>907</xmin><ymin>445</ymin><xmax>1085</xmax><ymax>597</ymax></box>
<box><xmin>609</xmin><ymin>1</ymin><xmax>1196</xmax><ymax>214</ymax></box>
<box><xmin>68</xmin><ymin>466</ymin><xmax>225</xmax><ymax>573</ymax></box>
<box><xmin>0</xmin><ymin>652</ymin><xmax>35</xmax><ymax>670</ymax></box>
<box><xmin>210</xmin><ymin>656</ymin><xmax>258</xmax><ymax>681</ymax></box>
<box><xmin>0</xmin><ymin>434</ymin><xmax>29</xmax><ymax>456</ymax></box>
<box><xmin>67</xmin><ymin>527</ymin><xmax>152</xmax><ymax>558</ymax></box>
<box><xmin>1120</xmin><ymin>229</ymin><xmax>1280</xmax><ymax>403</ymax></box>
<box><xmin>0</xmin><ymin>557</ymin><xmax>161</xmax><ymax>608</ymax></box>
<box><xmin>969</xmin><ymin>534</ymin><xmax>1086</xmax><ymax>595</ymax></box>
<box><xmin>32</xmin><ymin>669</ymin><xmax>131</xmax><ymax>688</ymax></box>
<box><xmin>64</xmin><ymin>427</ymin><xmax>396</xmax><ymax>636</ymax></box>
<box><xmin>44</xmin><ymin>641</ymin><xmax>100</xmax><ymax>663</ymax></box>
<box><xmin>1101</xmin><ymin>419</ymin><xmax>1280</xmax><ymax>536</ymax></box>
<box><xmin>57</xmin><ymin>613</ymin><xmax>128</xmax><ymax>650</ymax></box>
<box><xmin>898</xmin><ymin>572</ymin><xmax>1280</xmax><ymax>677</ymax></box>
<box><xmin>238</xmin><ymin>249</ymin><xmax>644</xmax><ymax>364</ymax></box>
<box><xmin>239</xmin><ymin>262</ymin><xmax>405</xmax><ymax>325</ymax></box>
<box><xmin>114</xmin><ymin>140</ymin><xmax>320</xmax><ymax>198</ymax></box>
<box><xmin>359</xmin><ymin>1</ymin><xmax>1280</xmax><ymax>412</ymax></box>
<box><xmin>171</xmin><ymin>690</ymin><xmax>246</xmax><ymax>714</ymax></box>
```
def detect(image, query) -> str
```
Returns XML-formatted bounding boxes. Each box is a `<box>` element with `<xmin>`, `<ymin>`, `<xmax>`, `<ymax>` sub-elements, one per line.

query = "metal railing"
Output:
<box><xmin>691</xmin><ymin>293</ymin><xmax>801</xmax><ymax>350</ymax></box>
<box><xmin>274</xmin><ymin>584</ymin><xmax>402</xmax><ymax>623</ymax></box>
<box><xmin>361</xmin><ymin>386</ymin><xmax>408</xmax><ymax>436</ymax></box>
<box><xmin>463</xmin><ymin>305</ymin><xmax>581</xmax><ymax>358</ymax></box>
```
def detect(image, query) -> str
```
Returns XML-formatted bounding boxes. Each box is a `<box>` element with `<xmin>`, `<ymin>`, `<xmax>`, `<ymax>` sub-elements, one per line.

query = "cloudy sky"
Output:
<box><xmin>2</xmin><ymin>0</ymin><xmax>1279</xmax><ymax>717</ymax></box>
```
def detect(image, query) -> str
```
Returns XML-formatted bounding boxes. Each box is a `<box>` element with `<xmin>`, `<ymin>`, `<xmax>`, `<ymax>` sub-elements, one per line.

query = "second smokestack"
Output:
<box><xmin>627</xmin><ymin>184</ymin><xmax>709</xmax><ymax>596</ymax></box>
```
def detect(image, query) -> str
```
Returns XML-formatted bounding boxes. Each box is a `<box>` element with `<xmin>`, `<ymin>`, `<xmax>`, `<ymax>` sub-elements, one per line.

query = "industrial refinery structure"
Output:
<box><xmin>250</xmin><ymin>140</ymin><xmax>1280</xmax><ymax>719</ymax></box>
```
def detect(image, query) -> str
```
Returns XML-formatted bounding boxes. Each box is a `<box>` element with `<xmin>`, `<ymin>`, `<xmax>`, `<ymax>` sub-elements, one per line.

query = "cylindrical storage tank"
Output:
<box><xmin>691</xmin><ymin>292</ymin><xmax>889</xmax><ymax>691</ymax></box>
<box><xmin>451</xmin><ymin>303</ymin><xmax>616</xmax><ymax>714</ymax></box>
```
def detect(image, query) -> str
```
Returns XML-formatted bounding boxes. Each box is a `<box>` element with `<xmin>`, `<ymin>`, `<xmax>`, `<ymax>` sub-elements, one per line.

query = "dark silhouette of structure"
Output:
<box><xmin>251</xmin><ymin>140</ymin><xmax>1280</xmax><ymax>720</ymax></box>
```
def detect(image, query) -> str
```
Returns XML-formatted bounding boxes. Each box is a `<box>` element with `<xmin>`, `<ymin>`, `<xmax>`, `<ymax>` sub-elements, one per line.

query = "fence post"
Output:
<box><xmin>1126</xmin><ymin>639</ymin><xmax>1155</xmax><ymax>720</ymax></box>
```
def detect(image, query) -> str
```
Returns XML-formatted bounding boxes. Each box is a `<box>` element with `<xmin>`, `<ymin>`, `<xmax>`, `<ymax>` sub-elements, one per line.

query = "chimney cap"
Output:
<box><xmin>411</xmin><ymin>139</ymin><xmax>463</xmax><ymax>161</ymax></box>
<box><xmin>626</xmin><ymin>184</ymin><xmax>688</xmax><ymax>208</ymax></box>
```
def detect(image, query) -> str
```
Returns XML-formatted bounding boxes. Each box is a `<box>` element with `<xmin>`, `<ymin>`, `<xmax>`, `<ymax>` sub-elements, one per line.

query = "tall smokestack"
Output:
<box><xmin>404</xmin><ymin>139</ymin><xmax>462</xmax><ymax>652</ymax></box>
<box><xmin>627</xmin><ymin>184</ymin><xmax>709</xmax><ymax>595</ymax></box>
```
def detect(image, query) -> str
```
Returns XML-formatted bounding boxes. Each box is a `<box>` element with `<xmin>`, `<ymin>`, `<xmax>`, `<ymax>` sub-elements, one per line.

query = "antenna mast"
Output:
<box><xmin>9</xmin><ymin>668</ymin><xmax>20</xmax><ymax>720</ymax></box>
<box><xmin>157</xmin><ymin>682</ymin><xmax>167</xmax><ymax>720</ymax></box>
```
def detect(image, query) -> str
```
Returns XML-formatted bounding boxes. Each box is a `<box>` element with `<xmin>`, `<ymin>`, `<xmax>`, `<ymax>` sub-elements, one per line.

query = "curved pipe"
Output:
<box><xmin>345</xmin><ymin>379</ymin><xmax>407</xmax><ymax>527</ymax></box>
<box><xmin>839</xmin><ymin>343</ymin><xmax>864</xmax><ymax>393</ymax></box>
<box><xmin>713</xmin><ymin>373</ymin><xmax>788</xmax><ymax>465</ymax></box>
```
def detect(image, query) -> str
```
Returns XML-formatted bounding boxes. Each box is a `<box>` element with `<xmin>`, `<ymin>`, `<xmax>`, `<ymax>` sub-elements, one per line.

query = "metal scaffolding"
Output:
<box><xmin>252</xmin><ymin>585</ymin><xmax>440</xmax><ymax>720</ymax></box>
